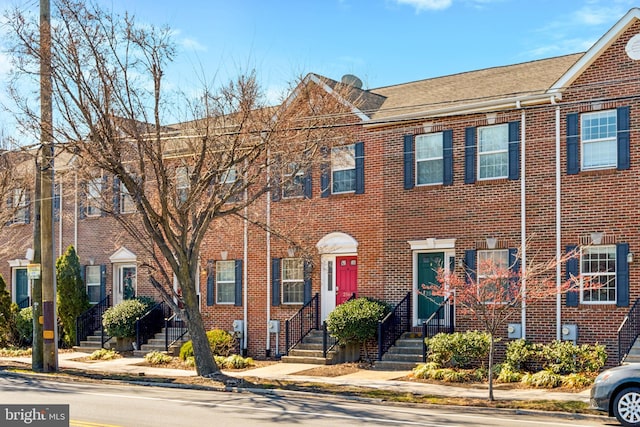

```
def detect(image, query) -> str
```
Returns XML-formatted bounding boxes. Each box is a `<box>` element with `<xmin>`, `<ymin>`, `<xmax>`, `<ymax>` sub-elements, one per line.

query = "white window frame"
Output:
<box><xmin>282</xmin><ymin>258</ymin><xmax>304</xmax><ymax>304</ymax></box>
<box><xmin>478</xmin><ymin>124</ymin><xmax>509</xmax><ymax>180</ymax></box>
<box><xmin>581</xmin><ymin>110</ymin><xmax>617</xmax><ymax>171</ymax></box>
<box><xmin>477</xmin><ymin>249</ymin><xmax>510</xmax><ymax>304</ymax></box>
<box><xmin>176</xmin><ymin>166</ymin><xmax>190</xmax><ymax>204</ymax></box>
<box><xmin>580</xmin><ymin>245</ymin><xmax>616</xmax><ymax>304</ymax></box>
<box><xmin>86</xmin><ymin>176</ymin><xmax>102</xmax><ymax>217</ymax></box>
<box><xmin>12</xmin><ymin>188</ymin><xmax>28</xmax><ymax>224</ymax></box>
<box><xmin>282</xmin><ymin>162</ymin><xmax>305</xmax><ymax>199</ymax></box>
<box><xmin>415</xmin><ymin>133</ymin><xmax>443</xmax><ymax>186</ymax></box>
<box><xmin>85</xmin><ymin>265</ymin><xmax>101</xmax><ymax>305</ymax></box>
<box><xmin>215</xmin><ymin>260</ymin><xmax>235</xmax><ymax>305</ymax></box>
<box><xmin>120</xmin><ymin>181</ymin><xmax>136</xmax><ymax>214</ymax></box>
<box><xmin>331</xmin><ymin>144</ymin><xmax>356</xmax><ymax>194</ymax></box>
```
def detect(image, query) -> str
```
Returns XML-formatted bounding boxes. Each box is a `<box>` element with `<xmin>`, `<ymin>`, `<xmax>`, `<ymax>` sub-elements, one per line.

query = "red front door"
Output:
<box><xmin>336</xmin><ymin>256</ymin><xmax>357</xmax><ymax>305</ymax></box>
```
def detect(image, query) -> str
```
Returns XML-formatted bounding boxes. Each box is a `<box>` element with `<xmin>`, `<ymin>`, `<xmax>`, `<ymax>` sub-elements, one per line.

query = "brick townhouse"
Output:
<box><xmin>2</xmin><ymin>8</ymin><xmax>640</xmax><ymax>363</ymax></box>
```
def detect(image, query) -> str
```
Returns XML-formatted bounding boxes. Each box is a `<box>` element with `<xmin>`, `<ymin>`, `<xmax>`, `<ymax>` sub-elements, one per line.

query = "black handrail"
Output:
<box><xmin>17</xmin><ymin>297</ymin><xmax>30</xmax><ymax>309</ymax></box>
<box><xmin>164</xmin><ymin>312</ymin><xmax>188</xmax><ymax>352</ymax></box>
<box><xmin>377</xmin><ymin>292</ymin><xmax>412</xmax><ymax>361</ymax></box>
<box><xmin>75</xmin><ymin>295</ymin><xmax>111</xmax><ymax>347</ymax></box>
<box><xmin>422</xmin><ymin>296</ymin><xmax>454</xmax><ymax>362</ymax></box>
<box><xmin>322</xmin><ymin>292</ymin><xmax>356</xmax><ymax>357</ymax></box>
<box><xmin>135</xmin><ymin>301</ymin><xmax>166</xmax><ymax>351</ymax></box>
<box><xmin>285</xmin><ymin>293</ymin><xmax>319</xmax><ymax>355</ymax></box>
<box><xmin>618</xmin><ymin>297</ymin><xmax>640</xmax><ymax>364</ymax></box>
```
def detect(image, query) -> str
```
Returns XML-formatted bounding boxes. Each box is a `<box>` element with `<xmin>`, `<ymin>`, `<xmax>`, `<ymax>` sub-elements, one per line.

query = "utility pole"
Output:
<box><xmin>31</xmin><ymin>166</ymin><xmax>43</xmax><ymax>372</ymax></box>
<box><xmin>40</xmin><ymin>0</ymin><xmax>57</xmax><ymax>372</ymax></box>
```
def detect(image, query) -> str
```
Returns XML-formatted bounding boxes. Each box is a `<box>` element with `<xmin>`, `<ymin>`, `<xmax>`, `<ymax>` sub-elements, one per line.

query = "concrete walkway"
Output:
<box><xmin>0</xmin><ymin>352</ymin><xmax>591</xmax><ymax>403</ymax></box>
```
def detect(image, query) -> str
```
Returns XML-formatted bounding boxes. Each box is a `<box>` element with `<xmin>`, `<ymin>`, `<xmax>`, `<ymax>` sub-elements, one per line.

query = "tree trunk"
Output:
<box><xmin>179</xmin><ymin>269</ymin><xmax>218</xmax><ymax>377</ymax></box>
<box><xmin>488</xmin><ymin>334</ymin><xmax>494</xmax><ymax>401</ymax></box>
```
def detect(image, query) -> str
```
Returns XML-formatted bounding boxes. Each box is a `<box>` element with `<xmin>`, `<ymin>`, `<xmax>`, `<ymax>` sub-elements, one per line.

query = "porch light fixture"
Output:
<box><xmin>590</xmin><ymin>232</ymin><xmax>604</xmax><ymax>245</ymax></box>
<box><xmin>486</xmin><ymin>237</ymin><xmax>497</xmax><ymax>250</ymax></box>
<box><xmin>25</xmin><ymin>248</ymin><xmax>34</xmax><ymax>262</ymax></box>
<box><xmin>287</xmin><ymin>247</ymin><xmax>296</xmax><ymax>258</ymax></box>
<box><xmin>88</xmin><ymin>257</ymin><xmax>95</xmax><ymax>265</ymax></box>
<box><xmin>220</xmin><ymin>251</ymin><xmax>228</xmax><ymax>261</ymax></box>
<box><xmin>628</xmin><ymin>252</ymin><xmax>634</xmax><ymax>263</ymax></box>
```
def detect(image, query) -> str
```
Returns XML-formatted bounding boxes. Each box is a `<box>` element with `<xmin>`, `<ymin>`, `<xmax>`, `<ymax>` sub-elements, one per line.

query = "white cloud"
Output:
<box><xmin>395</xmin><ymin>0</ymin><xmax>453</xmax><ymax>12</ymax></box>
<box><xmin>180</xmin><ymin>37</ymin><xmax>207</xmax><ymax>52</ymax></box>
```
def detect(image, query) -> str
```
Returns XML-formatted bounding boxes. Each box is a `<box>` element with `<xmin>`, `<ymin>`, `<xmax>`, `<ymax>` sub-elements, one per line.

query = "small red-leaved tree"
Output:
<box><xmin>421</xmin><ymin>245</ymin><xmax>588</xmax><ymax>401</ymax></box>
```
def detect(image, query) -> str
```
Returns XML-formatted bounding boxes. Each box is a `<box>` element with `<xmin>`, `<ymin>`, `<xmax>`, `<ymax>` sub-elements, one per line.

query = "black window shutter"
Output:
<box><xmin>464</xmin><ymin>127</ymin><xmax>476</xmax><ymax>184</ymax></box>
<box><xmin>443</xmin><ymin>130</ymin><xmax>453</xmax><ymax>186</ymax></box>
<box><xmin>303</xmin><ymin>260</ymin><xmax>312</xmax><ymax>304</ymax></box>
<box><xmin>617</xmin><ymin>106</ymin><xmax>630</xmax><ymax>170</ymax></box>
<box><xmin>271</xmin><ymin>169</ymin><xmax>281</xmax><ymax>202</ymax></box>
<box><xmin>5</xmin><ymin>193</ymin><xmax>13</xmax><ymax>226</ymax></box>
<box><xmin>100</xmin><ymin>175</ymin><xmax>108</xmax><ymax>217</ymax></box>
<box><xmin>464</xmin><ymin>250</ymin><xmax>476</xmax><ymax>283</ymax></box>
<box><xmin>100</xmin><ymin>264</ymin><xmax>107</xmax><ymax>301</ymax></box>
<box><xmin>234</xmin><ymin>259</ymin><xmax>243</xmax><ymax>306</ymax></box>
<box><xmin>303</xmin><ymin>171</ymin><xmax>312</xmax><ymax>199</ymax></box>
<box><xmin>565</xmin><ymin>245</ymin><xmax>579</xmax><ymax>306</ymax></box>
<box><xmin>206</xmin><ymin>260</ymin><xmax>215</xmax><ymax>306</ymax></box>
<box><xmin>508</xmin><ymin>121</ymin><xmax>520</xmax><ymax>180</ymax></box>
<box><xmin>508</xmin><ymin>248</ymin><xmax>520</xmax><ymax>273</ymax></box>
<box><xmin>79</xmin><ymin>182</ymin><xmax>86</xmax><ymax>219</ymax></box>
<box><xmin>617</xmin><ymin>243</ymin><xmax>629</xmax><ymax>307</ymax></box>
<box><xmin>320</xmin><ymin>147</ymin><xmax>330</xmax><ymax>198</ymax></box>
<box><xmin>355</xmin><ymin>142</ymin><xmax>364</xmax><ymax>194</ymax></box>
<box><xmin>113</xmin><ymin>177</ymin><xmax>121</xmax><ymax>214</ymax></box>
<box><xmin>80</xmin><ymin>264</ymin><xmax>85</xmax><ymax>286</ymax></box>
<box><xmin>566</xmin><ymin>113</ymin><xmax>579</xmax><ymax>175</ymax></box>
<box><xmin>403</xmin><ymin>135</ymin><xmax>414</xmax><ymax>190</ymax></box>
<box><xmin>24</xmin><ymin>192</ymin><xmax>30</xmax><ymax>224</ymax></box>
<box><xmin>53</xmin><ymin>183</ymin><xmax>60</xmax><ymax>222</ymax></box>
<box><xmin>272</xmin><ymin>258</ymin><xmax>281</xmax><ymax>306</ymax></box>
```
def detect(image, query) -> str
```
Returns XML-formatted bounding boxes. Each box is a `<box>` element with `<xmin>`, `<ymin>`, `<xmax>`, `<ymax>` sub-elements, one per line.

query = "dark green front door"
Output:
<box><xmin>15</xmin><ymin>268</ymin><xmax>28</xmax><ymax>306</ymax></box>
<box><xmin>418</xmin><ymin>252</ymin><xmax>444</xmax><ymax>321</ymax></box>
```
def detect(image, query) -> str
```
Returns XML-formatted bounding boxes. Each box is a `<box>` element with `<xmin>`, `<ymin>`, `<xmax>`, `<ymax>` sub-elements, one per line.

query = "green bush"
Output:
<box><xmin>425</xmin><ymin>331</ymin><xmax>490</xmax><ymax>369</ymax></box>
<box><xmin>102</xmin><ymin>299</ymin><xmax>151</xmax><ymax>338</ymax></box>
<box><xmin>179</xmin><ymin>329</ymin><xmax>237</xmax><ymax>361</ymax></box>
<box><xmin>215</xmin><ymin>354</ymin><xmax>254</xmax><ymax>369</ymax></box>
<box><xmin>561</xmin><ymin>373</ymin><xmax>593</xmax><ymax>388</ymax></box>
<box><xmin>505</xmin><ymin>339</ymin><xmax>607</xmax><ymax>375</ymax></box>
<box><xmin>325</xmin><ymin>297</ymin><xmax>391</xmax><ymax>346</ymax></box>
<box><xmin>0</xmin><ymin>275</ymin><xmax>16</xmax><ymax>347</ymax></box>
<box><xmin>88</xmin><ymin>348</ymin><xmax>119</xmax><ymax>360</ymax></box>
<box><xmin>497</xmin><ymin>364</ymin><xmax>524</xmax><ymax>383</ymax></box>
<box><xmin>56</xmin><ymin>245</ymin><xmax>90</xmax><ymax>348</ymax></box>
<box><xmin>504</xmin><ymin>339</ymin><xmax>543</xmax><ymax>371</ymax></box>
<box><xmin>144</xmin><ymin>351</ymin><xmax>173</xmax><ymax>365</ymax></box>
<box><xmin>15</xmin><ymin>306</ymin><xmax>33</xmax><ymax>346</ymax></box>
<box><xmin>521</xmin><ymin>370</ymin><xmax>563</xmax><ymax>388</ymax></box>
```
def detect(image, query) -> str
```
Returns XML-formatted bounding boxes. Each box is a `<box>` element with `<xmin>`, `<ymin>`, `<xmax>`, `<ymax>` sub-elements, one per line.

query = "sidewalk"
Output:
<box><xmin>0</xmin><ymin>352</ymin><xmax>591</xmax><ymax>403</ymax></box>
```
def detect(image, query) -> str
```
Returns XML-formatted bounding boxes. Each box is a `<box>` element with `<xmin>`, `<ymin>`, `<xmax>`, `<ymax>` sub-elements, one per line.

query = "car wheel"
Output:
<box><xmin>614</xmin><ymin>387</ymin><xmax>640</xmax><ymax>427</ymax></box>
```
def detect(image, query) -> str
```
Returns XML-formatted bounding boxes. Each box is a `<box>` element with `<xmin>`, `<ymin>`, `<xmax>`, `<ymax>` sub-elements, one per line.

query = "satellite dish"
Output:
<box><xmin>341</xmin><ymin>74</ymin><xmax>363</xmax><ymax>89</ymax></box>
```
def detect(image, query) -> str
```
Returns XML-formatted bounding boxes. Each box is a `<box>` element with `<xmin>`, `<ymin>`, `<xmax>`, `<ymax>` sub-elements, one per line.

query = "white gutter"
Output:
<box><xmin>520</xmin><ymin>109</ymin><xmax>527</xmax><ymax>339</ymax></box>
<box><xmin>58</xmin><ymin>178</ymin><xmax>62</xmax><ymax>257</ymax></box>
<box><xmin>555</xmin><ymin>105</ymin><xmax>562</xmax><ymax>341</ymax></box>
<box><xmin>364</xmin><ymin>92</ymin><xmax>562</xmax><ymax>128</ymax></box>
<box><xmin>243</xmin><ymin>197</ymin><xmax>248</xmax><ymax>354</ymax></box>
<box><xmin>74</xmin><ymin>170</ymin><xmax>78</xmax><ymax>250</ymax></box>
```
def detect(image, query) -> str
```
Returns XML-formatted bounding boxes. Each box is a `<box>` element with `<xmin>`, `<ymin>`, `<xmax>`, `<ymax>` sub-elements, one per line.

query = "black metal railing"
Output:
<box><xmin>422</xmin><ymin>296</ymin><xmax>454</xmax><ymax>362</ymax></box>
<box><xmin>135</xmin><ymin>301</ymin><xmax>167</xmax><ymax>351</ymax></box>
<box><xmin>17</xmin><ymin>297</ymin><xmax>30</xmax><ymax>309</ymax></box>
<box><xmin>285</xmin><ymin>293</ymin><xmax>319</xmax><ymax>355</ymax></box>
<box><xmin>377</xmin><ymin>292</ymin><xmax>411</xmax><ymax>361</ymax></box>
<box><xmin>322</xmin><ymin>293</ymin><xmax>356</xmax><ymax>357</ymax></box>
<box><xmin>164</xmin><ymin>312</ymin><xmax>188</xmax><ymax>352</ymax></box>
<box><xmin>75</xmin><ymin>295</ymin><xmax>111</xmax><ymax>347</ymax></box>
<box><xmin>618</xmin><ymin>297</ymin><xmax>640</xmax><ymax>364</ymax></box>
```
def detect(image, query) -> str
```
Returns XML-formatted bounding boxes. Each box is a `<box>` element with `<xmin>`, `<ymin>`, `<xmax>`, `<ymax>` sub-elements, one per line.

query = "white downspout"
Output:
<box><xmin>555</xmin><ymin>105</ymin><xmax>562</xmax><ymax>341</ymax></box>
<box><xmin>74</xmin><ymin>170</ymin><xmax>78</xmax><ymax>250</ymax></box>
<box><xmin>266</xmin><ymin>147</ymin><xmax>272</xmax><ymax>355</ymax></box>
<box><xmin>243</xmin><ymin>183</ymin><xmax>249</xmax><ymax>354</ymax></box>
<box><xmin>58</xmin><ymin>178</ymin><xmax>63</xmax><ymax>257</ymax></box>
<box><xmin>520</xmin><ymin>109</ymin><xmax>527</xmax><ymax>339</ymax></box>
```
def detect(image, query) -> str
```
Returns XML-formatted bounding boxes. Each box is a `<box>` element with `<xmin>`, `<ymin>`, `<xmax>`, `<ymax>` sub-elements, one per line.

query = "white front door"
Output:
<box><xmin>320</xmin><ymin>256</ymin><xmax>336</xmax><ymax>321</ymax></box>
<box><xmin>113</xmin><ymin>264</ymin><xmax>137</xmax><ymax>305</ymax></box>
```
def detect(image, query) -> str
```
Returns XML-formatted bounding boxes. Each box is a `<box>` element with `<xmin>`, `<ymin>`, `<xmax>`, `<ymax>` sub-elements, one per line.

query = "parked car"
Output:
<box><xmin>591</xmin><ymin>364</ymin><xmax>640</xmax><ymax>426</ymax></box>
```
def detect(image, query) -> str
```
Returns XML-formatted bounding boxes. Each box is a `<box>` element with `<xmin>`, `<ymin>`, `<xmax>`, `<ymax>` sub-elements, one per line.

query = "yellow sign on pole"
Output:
<box><xmin>27</xmin><ymin>263</ymin><xmax>41</xmax><ymax>280</ymax></box>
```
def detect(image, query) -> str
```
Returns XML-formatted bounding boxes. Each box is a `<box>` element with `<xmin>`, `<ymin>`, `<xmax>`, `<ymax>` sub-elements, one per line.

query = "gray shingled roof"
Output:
<box><xmin>363</xmin><ymin>53</ymin><xmax>583</xmax><ymax>121</ymax></box>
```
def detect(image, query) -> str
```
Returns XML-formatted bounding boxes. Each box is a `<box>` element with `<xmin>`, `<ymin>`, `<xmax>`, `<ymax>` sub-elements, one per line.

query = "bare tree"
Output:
<box><xmin>5</xmin><ymin>0</ymin><xmax>360</xmax><ymax>376</ymax></box>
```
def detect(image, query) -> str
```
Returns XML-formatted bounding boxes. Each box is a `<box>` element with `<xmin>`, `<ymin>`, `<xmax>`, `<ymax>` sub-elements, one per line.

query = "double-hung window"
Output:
<box><xmin>86</xmin><ymin>177</ymin><xmax>102</xmax><ymax>217</ymax></box>
<box><xmin>282</xmin><ymin>258</ymin><xmax>304</xmax><ymax>304</ymax></box>
<box><xmin>331</xmin><ymin>145</ymin><xmax>356</xmax><ymax>193</ymax></box>
<box><xmin>581</xmin><ymin>110</ymin><xmax>617</xmax><ymax>170</ymax></box>
<box><xmin>416</xmin><ymin>133</ymin><xmax>444</xmax><ymax>185</ymax></box>
<box><xmin>120</xmin><ymin>181</ymin><xmax>135</xmax><ymax>214</ymax></box>
<box><xmin>12</xmin><ymin>188</ymin><xmax>28</xmax><ymax>224</ymax></box>
<box><xmin>176</xmin><ymin>166</ymin><xmax>190</xmax><ymax>205</ymax></box>
<box><xmin>477</xmin><ymin>249</ymin><xmax>510</xmax><ymax>303</ymax></box>
<box><xmin>581</xmin><ymin>246</ymin><xmax>616</xmax><ymax>304</ymax></box>
<box><xmin>215</xmin><ymin>260</ymin><xmax>236</xmax><ymax>304</ymax></box>
<box><xmin>282</xmin><ymin>162</ymin><xmax>305</xmax><ymax>199</ymax></box>
<box><xmin>85</xmin><ymin>265</ymin><xmax>101</xmax><ymax>304</ymax></box>
<box><xmin>478</xmin><ymin>124</ymin><xmax>509</xmax><ymax>180</ymax></box>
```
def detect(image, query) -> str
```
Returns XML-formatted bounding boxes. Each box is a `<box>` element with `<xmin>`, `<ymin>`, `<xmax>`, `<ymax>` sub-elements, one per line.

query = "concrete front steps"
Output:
<box><xmin>281</xmin><ymin>330</ymin><xmax>358</xmax><ymax>365</ymax></box>
<box><xmin>73</xmin><ymin>331</ymin><xmax>114</xmax><ymax>353</ymax></box>
<box><xmin>133</xmin><ymin>328</ymin><xmax>190</xmax><ymax>357</ymax></box>
<box><xmin>374</xmin><ymin>332</ymin><xmax>424</xmax><ymax>371</ymax></box>
<box><xmin>623</xmin><ymin>336</ymin><xmax>640</xmax><ymax>363</ymax></box>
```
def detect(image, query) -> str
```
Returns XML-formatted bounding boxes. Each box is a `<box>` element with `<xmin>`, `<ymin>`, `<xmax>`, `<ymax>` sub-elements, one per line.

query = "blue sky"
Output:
<box><xmin>108</xmin><ymin>0</ymin><xmax>638</xmax><ymax>103</ymax></box>
<box><xmin>0</xmin><ymin>0</ymin><xmax>637</xmax><ymax>117</ymax></box>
